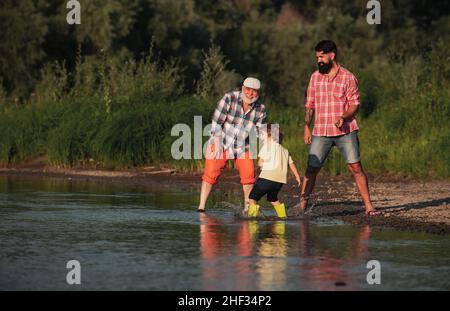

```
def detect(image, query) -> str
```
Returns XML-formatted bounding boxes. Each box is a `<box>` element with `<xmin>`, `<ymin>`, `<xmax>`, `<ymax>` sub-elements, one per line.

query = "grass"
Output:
<box><xmin>0</xmin><ymin>44</ymin><xmax>448</xmax><ymax>178</ymax></box>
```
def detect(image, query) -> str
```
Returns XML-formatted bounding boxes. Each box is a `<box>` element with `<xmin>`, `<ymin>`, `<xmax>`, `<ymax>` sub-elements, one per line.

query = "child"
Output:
<box><xmin>247</xmin><ymin>124</ymin><xmax>301</xmax><ymax>218</ymax></box>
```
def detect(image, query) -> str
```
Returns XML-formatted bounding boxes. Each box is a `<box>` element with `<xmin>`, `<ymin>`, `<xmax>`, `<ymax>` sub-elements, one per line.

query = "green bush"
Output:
<box><xmin>0</xmin><ymin>3</ymin><xmax>448</xmax><ymax>178</ymax></box>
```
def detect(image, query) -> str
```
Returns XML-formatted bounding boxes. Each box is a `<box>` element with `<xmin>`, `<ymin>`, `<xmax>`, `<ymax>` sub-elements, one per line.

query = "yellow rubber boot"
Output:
<box><xmin>273</xmin><ymin>221</ymin><xmax>286</xmax><ymax>235</ymax></box>
<box><xmin>248</xmin><ymin>203</ymin><xmax>260</xmax><ymax>217</ymax></box>
<box><xmin>273</xmin><ymin>203</ymin><xmax>287</xmax><ymax>218</ymax></box>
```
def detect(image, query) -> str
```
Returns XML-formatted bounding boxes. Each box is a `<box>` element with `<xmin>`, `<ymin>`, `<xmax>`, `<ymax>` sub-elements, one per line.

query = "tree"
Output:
<box><xmin>196</xmin><ymin>44</ymin><xmax>241</xmax><ymax>99</ymax></box>
<box><xmin>0</xmin><ymin>0</ymin><xmax>48</xmax><ymax>96</ymax></box>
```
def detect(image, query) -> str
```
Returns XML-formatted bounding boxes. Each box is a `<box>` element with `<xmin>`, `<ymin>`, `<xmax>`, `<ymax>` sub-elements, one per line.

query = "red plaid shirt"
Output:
<box><xmin>305</xmin><ymin>66</ymin><xmax>360</xmax><ymax>137</ymax></box>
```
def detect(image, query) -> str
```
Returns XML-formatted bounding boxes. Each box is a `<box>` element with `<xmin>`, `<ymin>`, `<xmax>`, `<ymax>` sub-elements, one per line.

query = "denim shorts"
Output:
<box><xmin>308</xmin><ymin>131</ymin><xmax>361</xmax><ymax>168</ymax></box>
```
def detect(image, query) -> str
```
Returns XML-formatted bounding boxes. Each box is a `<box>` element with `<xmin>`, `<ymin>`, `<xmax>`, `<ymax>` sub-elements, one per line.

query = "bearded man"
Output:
<box><xmin>290</xmin><ymin>40</ymin><xmax>380</xmax><ymax>217</ymax></box>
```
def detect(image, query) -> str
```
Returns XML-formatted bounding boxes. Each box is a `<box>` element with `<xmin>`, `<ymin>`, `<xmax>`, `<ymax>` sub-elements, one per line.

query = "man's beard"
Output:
<box><xmin>318</xmin><ymin>60</ymin><xmax>333</xmax><ymax>74</ymax></box>
<box><xmin>241</xmin><ymin>87</ymin><xmax>259</xmax><ymax>104</ymax></box>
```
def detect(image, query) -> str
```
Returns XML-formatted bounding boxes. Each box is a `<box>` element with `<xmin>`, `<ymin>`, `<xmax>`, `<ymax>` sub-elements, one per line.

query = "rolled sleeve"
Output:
<box><xmin>210</xmin><ymin>94</ymin><xmax>230</xmax><ymax>137</ymax></box>
<box><xmin>346</xmin><ymin>75</ymin><xmax>360</xmax><ymax>106</ymax></box>
<box><xmin>305</xmin><ymin>75</ymin><xmax>316</xmax><ymax>109</ymax></box>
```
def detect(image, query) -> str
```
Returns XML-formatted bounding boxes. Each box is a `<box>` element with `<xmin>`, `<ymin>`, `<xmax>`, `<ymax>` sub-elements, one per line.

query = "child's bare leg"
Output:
<box><xmin>270</xmin><ymin>201</ymin><xmax>282</xmax><ymax>206</ymax></box>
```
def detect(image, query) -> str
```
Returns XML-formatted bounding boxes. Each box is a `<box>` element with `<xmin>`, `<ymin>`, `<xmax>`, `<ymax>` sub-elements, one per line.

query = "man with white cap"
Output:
<box><xmin>197</xmin><ymin>77</ymin><xmax>267</xmax><ymax>212</ymax></box>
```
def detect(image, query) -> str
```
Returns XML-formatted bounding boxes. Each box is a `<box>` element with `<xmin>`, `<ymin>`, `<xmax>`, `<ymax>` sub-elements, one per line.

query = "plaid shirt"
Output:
<box><xmin>305</xmin><ymin>66</ymin><xmax>360</xmax><ymax>137</ymax></box>
<box><xmin>210</xmin><ymin>91</ymin><xmax>267</xmax><ymax>156</ymax></box>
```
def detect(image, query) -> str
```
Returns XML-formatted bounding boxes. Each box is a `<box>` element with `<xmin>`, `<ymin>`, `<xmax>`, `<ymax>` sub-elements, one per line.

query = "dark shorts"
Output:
<box><xmin>249</xmin><ymin>178</ymin><xmax>283</xmax><ymax>202</ymax></box>
<box><xmin>308</xmin><ymin>131</ymin><xmax>361</xmax><ymax>168</ymax></box>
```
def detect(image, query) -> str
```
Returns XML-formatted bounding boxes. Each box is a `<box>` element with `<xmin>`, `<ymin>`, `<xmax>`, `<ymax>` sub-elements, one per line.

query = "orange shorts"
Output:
<box><xmin>202</xmin><ymin>145</ymin><xmax>255</xmax><ymax>185</ymax></box>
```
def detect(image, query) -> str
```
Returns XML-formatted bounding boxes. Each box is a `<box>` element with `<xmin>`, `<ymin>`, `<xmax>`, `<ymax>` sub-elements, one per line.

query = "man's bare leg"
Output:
<box><xmin>300</xmin><ymin>166</ymin><xmax>321</xmax><ymax>210</ymax></box>
<box><xmin>347</xmin><ymin>162</ymin><xmax>377</xmax><ymax>214</ymax></box>
<box><xmin>242</xmin><ymin>184</ymin><xmax>253</xmax><ymax>212</ymax></box>
<box><xmin>198</xmin><ymin>181</ymin><xmax>213</xmax><ymax>212</ymax></box>
<box><xmin>287</xmin><ymin>166</ymin><xmax>320</xmax><ymax>216</ymax></box>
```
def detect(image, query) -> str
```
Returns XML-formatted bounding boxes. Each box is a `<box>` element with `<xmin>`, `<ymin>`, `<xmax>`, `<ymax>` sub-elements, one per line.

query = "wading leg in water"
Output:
<box><xmin>198</xmin><ymin>181</ymin><xmax>253</xmax><ymax>212</ymax></box>
<box><xmin>347</xmin><ymin>162</ymin><xmax>380</xmax><ymax>216</ymax></box>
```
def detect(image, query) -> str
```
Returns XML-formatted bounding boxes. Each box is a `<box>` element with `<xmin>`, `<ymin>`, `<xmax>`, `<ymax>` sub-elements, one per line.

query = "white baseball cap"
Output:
<box><xmin>243</xmin><ymin>77</ymin><xmax>261</xmax><ymax>90</ymax></box>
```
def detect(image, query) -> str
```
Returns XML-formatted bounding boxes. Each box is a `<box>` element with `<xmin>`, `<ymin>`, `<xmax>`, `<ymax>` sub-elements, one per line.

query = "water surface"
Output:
<box><xmin>0</xmin><ymin>176</ymin><xmax>449</xmax><ymax>290</ymax></box>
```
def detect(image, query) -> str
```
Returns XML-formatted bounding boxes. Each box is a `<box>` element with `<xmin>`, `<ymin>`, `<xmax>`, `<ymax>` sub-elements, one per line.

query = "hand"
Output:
<box><xmin>335</xmin><ymin>116</ymin><xmax>344</xmax><ymax>129</ymax></box>
<box><xmin>296</xmin><ymin>176</ymin><xmax>302</xmax><ymax>187</ymax></box>
<box><xmin>206</xmin><ymin>142</ymin><xmax>222</xmax><ymax>160</ymax></box>
<box><xmin>211</xmin><ymin>146</ymin><xmax>222</xmax><ymax>159</ymax></box>
<box><xmin>303</xmin><ymin>125</ymin><xmax>312</xmax><ymax>145</ymax></box>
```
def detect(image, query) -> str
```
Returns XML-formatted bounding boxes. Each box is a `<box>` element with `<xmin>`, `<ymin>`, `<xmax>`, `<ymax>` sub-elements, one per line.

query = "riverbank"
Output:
<box><xmin>1</xmin><ymin>160</ymin><xmax>449</xmax><ymax>234</ymax></box>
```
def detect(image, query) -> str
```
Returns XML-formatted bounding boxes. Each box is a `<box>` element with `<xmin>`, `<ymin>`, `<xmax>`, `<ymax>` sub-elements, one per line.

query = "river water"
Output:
<box><xmin>0</xmin><ymin>175</ymin><xmax>449</xmax><ymax>290</ymax></box>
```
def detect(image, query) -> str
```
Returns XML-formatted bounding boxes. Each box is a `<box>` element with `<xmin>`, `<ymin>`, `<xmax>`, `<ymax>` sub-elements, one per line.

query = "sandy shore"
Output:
<box><xmin>1</xmin><ymin>161</ymin><xmax>449</xmax><ymax>234</ymax></box>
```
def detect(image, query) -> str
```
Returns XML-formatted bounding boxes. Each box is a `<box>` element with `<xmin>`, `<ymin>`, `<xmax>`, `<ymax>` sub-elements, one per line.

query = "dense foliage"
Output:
<box><xmin>0</xmin><ymin>0</ymin><xmax>449</xmax><ymax>177</ymax></box>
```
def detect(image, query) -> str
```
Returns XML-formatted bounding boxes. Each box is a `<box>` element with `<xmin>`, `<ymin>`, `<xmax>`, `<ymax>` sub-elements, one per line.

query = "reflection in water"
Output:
<box><xmin>199</xmin><ymin>214</ymin><xmax>258</xmax><ymax>290</ymax></box>
<box><xmin>2</xmin><ymin>175</ymin><xmax>449</xmax><ymax>290</ymax></box>
<box><xmin>199</xmin><ymin>214</ymin><xmax>222</xmax><ymax>290</ymax></box>
<box><xmin>297</xmin><ymin>221</ymin><xmax>371</xmax><ymax>290</ymax></box>
<box><xmin>235</xmin><ymin>220</ymin><xmax>255</xmax><ymax>290</ymax></box>
<box><xmin>256</xmin><ymin>221</ymin><xmax>288</xmax><ymax>290</ymax></box>
<box><xmin>199</xmin><ymin>214</ymin><xmax>371</xmax><ymax>290</ymax></box>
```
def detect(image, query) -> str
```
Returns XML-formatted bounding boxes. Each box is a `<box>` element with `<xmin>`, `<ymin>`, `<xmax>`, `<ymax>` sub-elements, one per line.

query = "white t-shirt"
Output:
<box><xmin>258</xmin><ymin>140</ymin><xmax>293</xmax><ymax>184</ymax></box>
